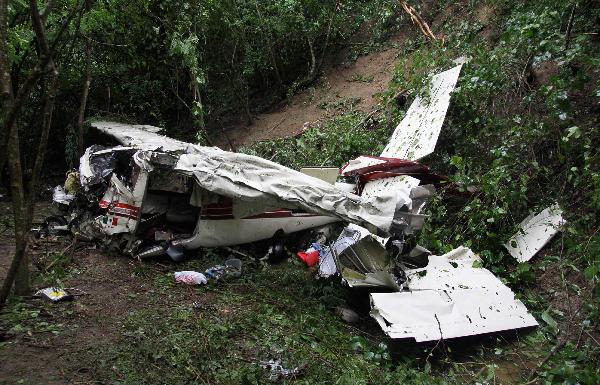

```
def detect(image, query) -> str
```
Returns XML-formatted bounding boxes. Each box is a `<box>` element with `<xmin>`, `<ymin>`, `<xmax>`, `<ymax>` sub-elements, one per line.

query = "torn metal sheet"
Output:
<box><xmin>381</xmin><ymin>64</ymin><xmax>463</xmax><ymax>160</ymax></box>
<box><xmin>318</xmin><ymin>224</ymin><xmax>388</xmax><ymax>278</ymax></box>
<box><xmin>318</xmin><ymin>224</ymin><xmax>405</xmax><ymax>290</ymax></box>
<box><xmin>91</xmin><ymin>121</ymin><xmax>202</xmax><ymax>154</ymax></box>
<box><xmin>504</xmin><ymin>204</ymin><xmax>566</xmax><ymax>262</ymax></box>
<box><xmin>79</xmin><ymin>145</ymin><xmax>134</xmax><ymax>188</ymax></box>
<box><xmin>336</xmin><ymin>235</ymin><xmax>398</xmax><ymax>289</ymax></box>
<box><xmin>370</xmin><ymin>247</ymin><xmax>538</xmax><ymax>341</ymax></box>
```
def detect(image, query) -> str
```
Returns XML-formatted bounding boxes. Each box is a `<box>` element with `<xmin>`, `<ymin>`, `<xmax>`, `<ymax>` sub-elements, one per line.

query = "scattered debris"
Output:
<box><xmin>35</xmin><ymin>287</ymin><xmax>73</xmax><ymax>302</ymax></box>
<box><xmin>297</xmin><ymin>244</ymin><xmax>322</xmax><ymax>267</ymax></box>
<box><xmin>41</xmin><ymin>63</ymin><xmax>540</xmax><ymax>343</ymax></box>
<box><xmin>174</xmin><ymin>271</ymin><xmax>208</xmax><ymax>285</ymax></box>
<box><xmin>369</xmin><ymin>247</ymin><xmax>538</xmax><ymax>341</ymax></box>
<box><xmin>205</xmin><ymin>258</ymin><xmax>242</xmax><ymax>281</ymax></box>
<box><xmin>504</xmin><ymin>204</ymin><xmax>566</xmax><ymax>262</ymax></box>
<box><xmin>259</xmin><ymin>359</ymin><xmax>300</xmax><ymax>381</ymax></box>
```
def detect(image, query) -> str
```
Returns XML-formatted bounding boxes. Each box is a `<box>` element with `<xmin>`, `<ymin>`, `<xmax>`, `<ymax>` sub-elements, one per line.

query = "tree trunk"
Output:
<box><xmin>254</xmin><ymin>2</ymin><xmax>282</xmax><ymax>87</ymax></box>
<box><xmin>3</xmin><ymin>108</ymin><xmax>29</xmax><ymax>298</ymax></box>
<box><xmin>192</xmin><ymin>81</ymin><xmax>212</xmax><ymax>146</ymax></box>
<box><xmin>76</xmin><ymin>36</ymin><xmax>91</xmax><ymax>155</ymax></box>
<box><xmin>0</xmin><ymin>0</ymin><xmax>12</xmax><ymax>186</ymax></box>
<box><xmin>0</xmin><ymin>0</ymin><xmax>69</xmax><ymax>306</ymax></box>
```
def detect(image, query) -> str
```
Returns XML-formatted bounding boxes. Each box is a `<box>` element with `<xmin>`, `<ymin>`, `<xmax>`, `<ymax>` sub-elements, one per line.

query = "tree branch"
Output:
<box><xmin>76</xmin><ymin>36</ymin><xmax>92</xmax><ymax>155</ymax></box>
<box><xmin>0</xmin><ymin>0</ymin><xmax>12</xmax><ymax>101</ymax></box>
<box><xmin>399</xmin><ymin>1</ymin><xmax>437</xmax><ymax>41</ymax></box>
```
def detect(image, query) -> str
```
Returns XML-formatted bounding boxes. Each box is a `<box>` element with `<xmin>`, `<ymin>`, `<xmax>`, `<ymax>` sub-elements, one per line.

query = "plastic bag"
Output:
<box><xmin>174</xmin><ymin>271</ymin><xmax>207</xmax><ymax>285</ymax></box>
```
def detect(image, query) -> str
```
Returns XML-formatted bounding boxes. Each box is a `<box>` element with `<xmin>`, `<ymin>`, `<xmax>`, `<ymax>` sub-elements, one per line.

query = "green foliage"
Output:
<box><xmin>35</xmin><ymin>252</ymin><xmax>74</xmax><ymax>287</ymax></box>
<box><xmin>0</xmin><ymin>301</ymin><xmax>64</xmax><ymax>340</ymax></box>
<box><xmin>73</xmin><ymin>0</ymin><xmax>393</xmax><ymax>139</ymax></box>
<box><xmin>242</xmin><ymin>112</ymin><xmax>389</xmax><ymax>169</ymax></box>
<box><xmin>538</xmin><ymin>341</ymin><xmax>600</xmax><ymax>385</ymax></box>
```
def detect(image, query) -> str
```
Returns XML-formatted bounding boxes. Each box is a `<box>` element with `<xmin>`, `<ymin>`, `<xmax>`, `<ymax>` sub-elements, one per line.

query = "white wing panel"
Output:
<box><xmin>381</xmin><ymin>64</ymin><xmax>462</xmax><ymax>160</ymax></box>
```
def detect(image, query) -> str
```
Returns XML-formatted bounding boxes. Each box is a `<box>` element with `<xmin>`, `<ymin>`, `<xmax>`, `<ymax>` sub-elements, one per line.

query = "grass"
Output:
<box><xmin>63</xmin><ymin>251</ymin><xmax>583</xmax><ymax>385</ymax></box>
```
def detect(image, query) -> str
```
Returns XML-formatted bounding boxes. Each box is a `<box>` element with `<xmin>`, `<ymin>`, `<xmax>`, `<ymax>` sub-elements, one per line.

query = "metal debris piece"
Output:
<box><xmin>318</xmin><ymin>224</ymin><xmax>405</xmax><ymax>290</ymax></box>
<box><xmin>369</xmin><ymin>247</ymin><xmax>538</xmax><ymax>341</ymax></box>
<box><xmin>205</xmin><ymin>258</ymin><xmax>242</xmax><ymax>281</ymax></box>
<box><xmin>504</xmin><ymin>204</ymin><xmax>566</xmax><ymax>262</ymax></box>
<box><xmin>259</xmin><ymin>359</ymin><xmax>300</xmax><ymax>381</ymax></box>
<box><xmin>35</xmin><ymin>287</ymin><xmax>73</xmax><ymax>302</ymax></box>
<box><xmin>318</xmin><ymin>224</ymin><xmax>388</xmax><ymax>278</ymax></box>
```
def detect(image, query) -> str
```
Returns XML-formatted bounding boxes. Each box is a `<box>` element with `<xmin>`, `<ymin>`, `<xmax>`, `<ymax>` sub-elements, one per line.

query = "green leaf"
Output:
<box><xmin>541</xmin><ymin>308</ymin><xmax>558</xmax><ymax>334</ymax></box>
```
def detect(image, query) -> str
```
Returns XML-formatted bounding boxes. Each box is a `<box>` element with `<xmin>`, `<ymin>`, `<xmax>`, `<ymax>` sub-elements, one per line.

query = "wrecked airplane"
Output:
<box><xmin>42</xmin><ymin>62</ymin><xmax>545</xmax><ymax>341</ymax></box>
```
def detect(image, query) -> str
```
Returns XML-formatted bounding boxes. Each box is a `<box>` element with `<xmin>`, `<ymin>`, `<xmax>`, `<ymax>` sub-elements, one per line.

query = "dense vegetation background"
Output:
<box><xmin>0</xmin><ymin>0</ymin><xmax>599</xmax><ymax>384</ymax></box>
<box><xmin>3</xmin><ymin>0</ymin><xmax>404</xmax><ymax>166</ymax></box>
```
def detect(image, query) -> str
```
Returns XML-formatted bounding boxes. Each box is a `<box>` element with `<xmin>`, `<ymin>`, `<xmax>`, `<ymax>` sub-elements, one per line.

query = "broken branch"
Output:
<box><xmin>399</xmin><ymin>1</ymin><xmax>437</xmax><ymax>41</ymax></box>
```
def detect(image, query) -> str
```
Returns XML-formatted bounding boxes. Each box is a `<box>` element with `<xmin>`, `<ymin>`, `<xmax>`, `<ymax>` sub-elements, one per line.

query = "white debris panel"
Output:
<box><xmin>370</xmin><ymin>247</ymin><xmax>538</xmax><ymax>342</ymax></box>
<box><xmin>381</xmin><ymin>64</ymin><xmax>463</xmax><ymax>160</ymax></box>
<box><xmin>174</xmin><ymin>150</ymin><xmax>398</xmax><ymax>232</ymax></box>
<box><xmin>504</xmin><ymin>204</ymin><xmax>566</xmax><ymax>262</ymax></box>
<box><xmin>92</xmin><ymin>121</ymin><xmax>202</xmax><ymax>154</ymax></box>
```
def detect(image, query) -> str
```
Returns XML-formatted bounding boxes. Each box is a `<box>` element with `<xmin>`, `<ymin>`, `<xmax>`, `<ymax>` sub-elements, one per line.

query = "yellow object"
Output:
<box><xmin>64</xmin><ymin>170</ymin><xmax>81</xmax><ymax>194</ymax></box>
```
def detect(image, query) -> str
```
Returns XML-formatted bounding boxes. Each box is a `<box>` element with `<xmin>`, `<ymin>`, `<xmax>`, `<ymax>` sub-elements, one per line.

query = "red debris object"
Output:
<box><xmin>297</xmin><ymin>250</ymin><xmax>320</xmax><ymax>267</ymax></box>
<box><xmin>340</xmin><ymin>156</ymin><xmax>448</xmax><ymax>194</ymax></box>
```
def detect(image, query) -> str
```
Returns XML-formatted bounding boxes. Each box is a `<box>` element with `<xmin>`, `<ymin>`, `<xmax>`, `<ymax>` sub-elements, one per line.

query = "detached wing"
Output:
<box><xmin>91</xmin><ymin>121</ymin><xmax>200</xmax><ymax>154</ymax></box>
<box><xmin>357</xmin><ymin>64</ymin><xmax>463</xmax><ymax>234</ymax></box>
<box><xmin>381</xmin><ymin>64</ymin><xmax>463</xmax><ymax>160</ymax></box>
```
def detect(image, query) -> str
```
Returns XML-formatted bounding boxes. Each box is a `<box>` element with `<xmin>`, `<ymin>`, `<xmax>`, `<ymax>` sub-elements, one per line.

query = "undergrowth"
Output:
<box><xmin>84</xmin><ymin>259</ymin><xmax>455</xmax><ymax>385</ymax></box>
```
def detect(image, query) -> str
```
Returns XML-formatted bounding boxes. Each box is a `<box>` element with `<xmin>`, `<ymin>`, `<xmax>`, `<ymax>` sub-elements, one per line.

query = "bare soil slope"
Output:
<box><xmin>214</xmin><ymin>35</ymin><xmax>407</xmax><ymax>149</ymax></box>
